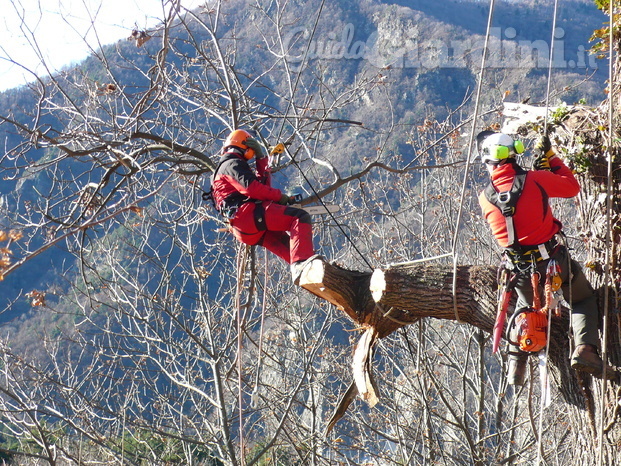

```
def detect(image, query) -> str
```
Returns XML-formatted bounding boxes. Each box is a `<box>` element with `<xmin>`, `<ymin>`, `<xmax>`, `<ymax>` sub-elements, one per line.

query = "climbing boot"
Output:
<box><xmin>291</xmin><ymin>254</ymin><xmax>322</xmax><ymax>285</ymax></box>
<box><xmin>570</xmin><ymin>344</ymin><xmax>616</xmax><ymax>381</ymax></box>
<box><xmin>507</xmin><ymin>351</ymin><xmax>528</xmax><ymax>386</ymax></box>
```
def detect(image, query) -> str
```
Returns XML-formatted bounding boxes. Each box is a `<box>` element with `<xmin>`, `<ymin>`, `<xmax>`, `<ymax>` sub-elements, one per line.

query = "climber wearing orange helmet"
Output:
<box><xmin>210</xmin><ymin>129</ymin><xmax>317</xmax><ymax>283</ymax></box>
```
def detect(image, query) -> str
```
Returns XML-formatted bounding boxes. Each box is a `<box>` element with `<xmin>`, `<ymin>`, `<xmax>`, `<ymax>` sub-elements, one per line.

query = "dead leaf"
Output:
<box><xmin>195</xmin><ymin>266</ymin><xmax>211</xmax><ymax>279</ymax></box>
<box><xmin>8</xmin><ymin>230</ymin><xmax>22</xmax><ymax>241</ymax></box>
<box><xmin>129</xmin><ymin>29</ymin><xmax>152</xmax><ymax>47</ymax></box>
<box><xmin>25</xmin><ymin>290</ymin><xmax>46</xmax><ymax>307</ymax></box>
<box><xmin>129</xmin><ymin>206</ymin><xmax>144</xmax><ymax>216</ymax></box>
<box><xmin>0</xmin><ymin>249</ymin><xmax>11</xmax><ymax>268</ymax></box>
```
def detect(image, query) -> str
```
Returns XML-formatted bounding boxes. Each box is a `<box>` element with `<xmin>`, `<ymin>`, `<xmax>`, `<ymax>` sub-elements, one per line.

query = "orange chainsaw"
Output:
<box><xmin>506</xmin><ymin>306</ymin><xmax>548</xmax><ymax>353</ymax></box>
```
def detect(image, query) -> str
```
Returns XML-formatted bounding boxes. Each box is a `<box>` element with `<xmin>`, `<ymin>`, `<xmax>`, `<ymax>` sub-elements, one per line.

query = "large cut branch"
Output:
<box><xmin>299</xmin><ymin>258</ymin><xmax>498</xmax><ymax>338</ymax></box>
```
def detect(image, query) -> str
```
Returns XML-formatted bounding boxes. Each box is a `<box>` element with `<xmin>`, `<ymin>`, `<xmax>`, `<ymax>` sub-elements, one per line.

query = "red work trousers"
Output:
<box><xmin>229</xmin><ymin>201</ymin><xmax>314</xmax><ymax>264</ymax></box>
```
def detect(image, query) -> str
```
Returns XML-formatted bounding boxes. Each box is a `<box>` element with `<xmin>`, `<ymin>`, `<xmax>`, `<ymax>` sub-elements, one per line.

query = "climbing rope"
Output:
<box><xmin>262</xmin><ymin>0</ymin><xmax>373</xmax><ymax>270</ymax></box>
<box><xmin>450</xmin><ymin>0</ymin><xmax>497</xmax><ymax>323</ymax></box>
<box><xmin>597</xmin><ymin>2</ymin><xmax>616</xmax><ymax>464</ymax></box>
<box><xmin>542</xmin><ymin>0</ymin><xmax>562</xmax><ymax>133</ymax></box>
<box><xmin>251</xmin><ymin>249</ymin><xmax>270</xmax><ymax>408</ymax></box>
<box><xmin>536</xmin><ymin>304</ymin><xmax>554</xmax><ymax>464</ymax></box>
<box><xmin>285</xmin><ymin>146</ymin><xmax>374</xmax><ymax>270</ymax></box>
<box><xmin>535</xmin><ymin>3</ymin><xmax>561</xmax><ymax>464</ymax></box>
<box><xmin>274</xmin><ymin>0</ymin><xmax>327</xmax><ymax>143</ymax></box>
<box><xmin>235</xmin><ymin>244</ymin><xmax>250</xmax><ymax>465</ymax></box>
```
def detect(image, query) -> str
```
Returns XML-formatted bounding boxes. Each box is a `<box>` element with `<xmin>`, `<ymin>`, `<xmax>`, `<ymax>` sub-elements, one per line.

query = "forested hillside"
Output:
<box><xmin>0</xmin><ymin>0</ymin><xmax>606</xmax><ymax>326</ymax></box>
<box><xmin>0</xmin><ymin>0</ymin><xmax>615</xmax><ymax>464</ymax></box>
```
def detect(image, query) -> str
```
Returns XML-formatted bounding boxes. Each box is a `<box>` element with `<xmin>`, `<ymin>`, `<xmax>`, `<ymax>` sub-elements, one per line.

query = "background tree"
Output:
<box><xmin>0</xmin><ymin>0</ymin><xmax>616</xmax><ymax>465</ymax></box>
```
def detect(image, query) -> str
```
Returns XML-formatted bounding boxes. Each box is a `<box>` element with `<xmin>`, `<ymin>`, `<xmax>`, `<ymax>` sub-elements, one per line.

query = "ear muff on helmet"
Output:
<box><xmin>241</xmin><ymin>147</ymin><xmax>255</xmax><ymax>160</ymax></box>
<box><xmin>477</xmin><ymin>131</ymin><xmax>525</xmax><ymax>164</ymax></box>
<box><xmin>487</xmin><ymin>145</ymin><xmax>510</xmax><ymax>161</ymax></box>
<box><xmin>513</xmin><ymin>139</ymin><xmax>525</xmax><ymax>154</ymax></box>
<box><xmin>223</xmin><ymin>129</ymin><xmax>255</xmax><ymax>160</ymax></box>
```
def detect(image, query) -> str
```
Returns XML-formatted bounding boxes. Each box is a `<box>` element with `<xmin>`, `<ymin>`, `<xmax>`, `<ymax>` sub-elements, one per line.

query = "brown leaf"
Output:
<box><xmin>25</xmin><ymin>290</ymin><xmax>46</xmax><ymax>307</ymax></box>
<box><xmin>8</xmin><ymin>230</ymin><xmax>22</xmax><ymax>241</ymax></box>
<box><xmin>195</xmin><ymin>266</ymin><xmax>211</xmax><ymax>279</ymax></box>
<box><xmin>0</xmin><ymin>249</ymin><xmax>11</xmax><ymax>268</ymax></box>
<box><xmin>129</xmin><ymin>206</ymin><xmax>144</xmax><ymax>216</ymax></box>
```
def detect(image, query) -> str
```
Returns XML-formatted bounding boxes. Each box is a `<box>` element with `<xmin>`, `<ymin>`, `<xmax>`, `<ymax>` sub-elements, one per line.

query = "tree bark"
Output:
<box><xmin>300</xmin><ymin>259</ymin><xmax>498</xmax><ymax>338</ymax></box>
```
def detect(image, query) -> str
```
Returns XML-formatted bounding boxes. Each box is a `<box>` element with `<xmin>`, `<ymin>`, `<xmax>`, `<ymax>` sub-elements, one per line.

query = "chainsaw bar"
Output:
<box><xmin>292</xmin><ymin>204</ymin><xmax>340</xmax><ymax>216</ymax></box>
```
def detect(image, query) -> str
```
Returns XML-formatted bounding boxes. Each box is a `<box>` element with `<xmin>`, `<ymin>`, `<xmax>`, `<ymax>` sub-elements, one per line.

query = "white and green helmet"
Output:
<box><xmin>476</xmin><ymin>131</ymin><xmax>525</xmax><ymax>164</ymax></box>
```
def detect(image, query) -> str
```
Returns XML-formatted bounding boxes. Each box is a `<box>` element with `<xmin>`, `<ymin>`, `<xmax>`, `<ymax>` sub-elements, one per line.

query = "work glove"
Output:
<box><xmin>532</xmin><ymin>135</ymin><xmax>555</xmax><ymax>171</ymax></box>
<box><xmin>245</xmin><ymin>138</ymin><xmax>266</xmax><ymax>159</ymax></box>
<box><xmin>278</xmin><ymin>194</ymin><xmax>294</xmax><ymax>205</ymax></box>
<box><xmin>532</xmin><ymin>154</ymin><xmax>552</xmax><ymax>171</ymax></box>
<box><xmin>534</xmin><ymin>134</ymin><xmax>553</xmax><ymax>156</ymax></box>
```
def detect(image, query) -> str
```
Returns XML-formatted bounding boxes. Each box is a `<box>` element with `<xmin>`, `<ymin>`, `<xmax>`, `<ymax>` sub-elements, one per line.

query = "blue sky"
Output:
<box><xmin>0</xmin><ymin>0</ymin><xmax>203</xmax><ymax>91</ymax></box>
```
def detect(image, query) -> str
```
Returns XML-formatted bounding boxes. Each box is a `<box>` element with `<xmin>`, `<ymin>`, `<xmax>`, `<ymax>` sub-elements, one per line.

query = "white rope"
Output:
<box><xmin>543</xmin><ymin>0</ymin><xmax>562</xmax><ymax>132</ymax></box>
<box><xmin>536</xmin><ymin>305</ymin><xmax>554</xmax><ymax>465</ymax></box>
<box><xmin>535</xmin><ymin>3</ymin><xmax>561</xmax><ymax>464</ymax></box>
<box><xmin>387</xmin><ymin>253</ymin><xmax>453</xmax><ymax>269</ymax></box>
<box><xmin>451</xmin><ymin>0</ymin><xmax>497</xmax><ymax>324</ymax></box>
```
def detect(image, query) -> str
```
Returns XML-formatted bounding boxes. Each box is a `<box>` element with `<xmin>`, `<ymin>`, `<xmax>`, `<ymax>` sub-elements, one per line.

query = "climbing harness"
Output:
<box><xmin>203</xmin><ymin>150</ymin><xmax>246</xmax><ymax>215</ymax></box>
<box><xmin>496</xmin><ymin>241</ymin><xmax>573</xmax><ymax>366</ymax></box>
<box><xmin>483</xmin><ymin>167</ymin><xmax>528</xmax><ymax>249</ymax></box>
<box><xmin>500</xmin><ymin>253</ymin><xmax>560</xmax><ymax>355</ymax></box>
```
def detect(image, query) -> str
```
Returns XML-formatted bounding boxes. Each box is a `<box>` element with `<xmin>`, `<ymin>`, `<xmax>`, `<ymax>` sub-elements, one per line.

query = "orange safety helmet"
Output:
<box><xmin>223</xmin><ymin>129</ymin><xmax>255</xmax><ymax>160</ymax></box>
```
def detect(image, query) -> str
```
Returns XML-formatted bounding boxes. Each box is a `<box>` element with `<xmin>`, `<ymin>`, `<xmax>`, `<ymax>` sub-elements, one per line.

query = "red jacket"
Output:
<box><xmin>478</xmin><ymin>157</ymin><xmax>580</xmax><ymax>248</ymax></box>
<box><xmin>211</xmin><ymin>150</ymin><xmax>281</xmax><ymax>211</ymax></box>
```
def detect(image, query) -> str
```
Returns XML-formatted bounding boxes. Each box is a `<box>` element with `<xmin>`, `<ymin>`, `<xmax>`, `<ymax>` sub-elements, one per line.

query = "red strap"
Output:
<box><xmin>531</xmin><ymin>272</ymin><xmax>542</xmax><ymax>310</ymax></box>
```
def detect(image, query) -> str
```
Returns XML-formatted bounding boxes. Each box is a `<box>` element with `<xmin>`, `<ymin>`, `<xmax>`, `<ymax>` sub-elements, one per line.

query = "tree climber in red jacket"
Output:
<box><xmin>210</xmin><ymin>129</ymin><xmax>319</xmax><ymax>284</ymax></box>
<box><xmin>477</xmin><ymin>131</ymin><xmax>614</xmax><ymax>385</ymax></box>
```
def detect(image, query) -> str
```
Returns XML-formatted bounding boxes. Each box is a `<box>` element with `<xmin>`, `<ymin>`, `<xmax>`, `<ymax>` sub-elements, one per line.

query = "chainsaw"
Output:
<box><xmin>288</xmin><ymin>192</ymin><xmax>340</xmax><ymax>216</ymax></box>
<box><xmin>506</xmin><ymin>306</ymin><xmax>548</xmax><ymax>353</ymax></box>
<box><xmin>291</xmin><ymin>203</ymin><xmax>340</xmax><ymax>216</ymax></box>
